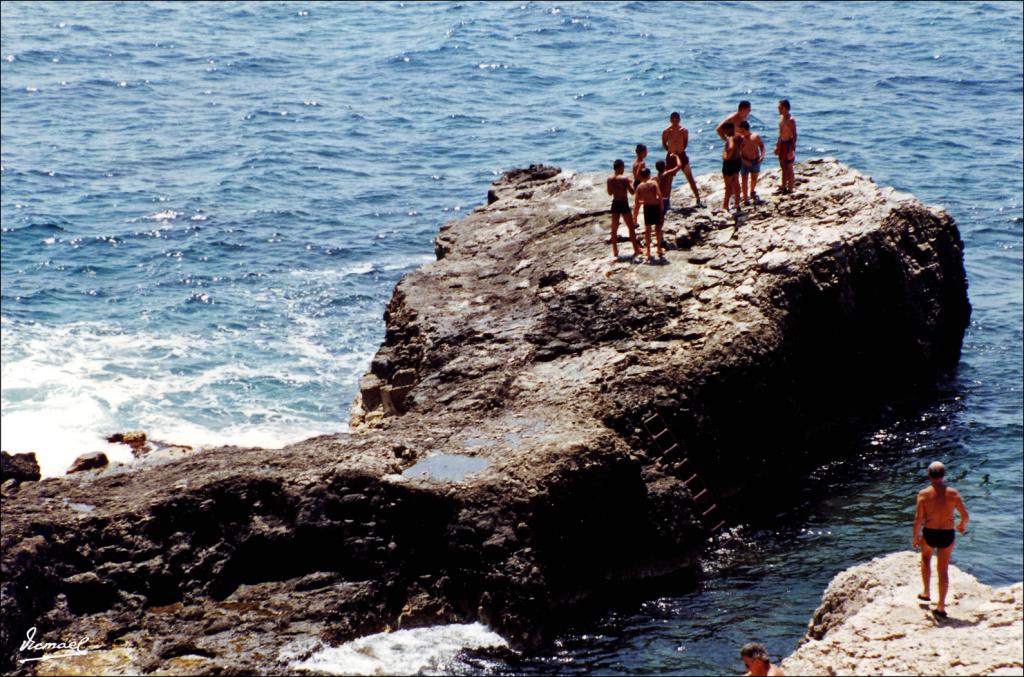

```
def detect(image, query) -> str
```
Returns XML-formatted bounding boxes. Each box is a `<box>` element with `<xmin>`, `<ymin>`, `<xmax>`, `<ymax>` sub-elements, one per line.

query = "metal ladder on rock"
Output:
<box><xmin>643</xmin><ymin>411</ymin><xmax>728</xmax><ymax>534</ymax></box>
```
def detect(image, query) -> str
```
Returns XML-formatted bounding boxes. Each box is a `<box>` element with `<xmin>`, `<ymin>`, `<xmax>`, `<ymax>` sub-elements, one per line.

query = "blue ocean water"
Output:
<box><xmin>1</xmin><ymin>1</ymin><xmax>1021</xmax><ymax>674</ymax></box>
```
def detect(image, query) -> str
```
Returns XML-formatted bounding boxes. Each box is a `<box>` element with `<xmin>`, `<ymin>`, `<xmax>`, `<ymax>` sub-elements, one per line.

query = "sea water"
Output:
<box><xmin>2</xmin><ymin>2</ymin><xmax>1021</xmax><ymax>674</ymax></box>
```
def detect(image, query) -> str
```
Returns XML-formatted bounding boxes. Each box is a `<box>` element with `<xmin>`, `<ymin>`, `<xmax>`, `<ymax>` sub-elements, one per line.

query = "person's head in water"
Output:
<box><xmin>738</xmin><ymin>100</ymin><xmax>751</xmax><ymax>116</ymax></box>
<box><xmin>722</xmin><ymin>122</ymin><xmax>736</xmax><ymax>136</ymax></box>
<box><xmin>640</xmin><ymin>167</ymin><xmax>652</xmax><ymax>180</ymax></box>
<box><xmin>670</xmin><ymin>111</ymin><xmax>680</xmax><ymax>124</ymax></box>
<box><xmin>928</xmin><ymin>461</ymin><xmax>946</xmax><ymax>480</ymax></box>
<box><xmin>613</xmin><ymin>159</ymin><xmax>625</xmax><ymax>174</ymax></box>
<box><xmin>739</xmin><ymin>120</ymin><xmax>751</xmax><ymax>136</ymax></box>
<box><xmin>655</xmin><ymin>159</ymin><xmax>666</xmax><ymax>174</ymax></box>
<box><xmin>636</xmin><ymin>143</ymin><xmax>648</xmax><ymax>158</ymax></box>
<box><xmin>740</xmin><ymin>643</ymin><xmax>772</xmax><ymax>676</ymax></box>
<box><xmin>778</xmin><ymin>99</ymin><xmax>791</xmax><ymax>114</ymax></box>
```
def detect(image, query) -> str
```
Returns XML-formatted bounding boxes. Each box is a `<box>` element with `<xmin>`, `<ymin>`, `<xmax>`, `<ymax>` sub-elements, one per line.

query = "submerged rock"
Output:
<box><xmin>0</xmin><ymin>160</ymin><xmax>970</xmax><ymax>674</ymax></box>
<box><xmin>781</xmin><ymin>551</ymin><xmax>1023</xmax><ymax>676</ymax></box>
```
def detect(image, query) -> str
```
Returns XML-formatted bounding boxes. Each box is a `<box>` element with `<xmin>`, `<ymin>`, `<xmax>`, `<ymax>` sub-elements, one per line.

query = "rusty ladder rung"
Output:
<box><xmin>701</xmin><ymin>504</ymin><xmax>719</xmax><ymax>518</ymax></box>
<box><xmin>711</xmin><ymin>520</ymin><xmax>728</xmax><ymax>533</ymax></box>
<box><xmin>643</xmin><ymin>413</ymin><xmax>661</xmax><ymax>427</ymax></box>
<box><xmin>683</xmin><ymin>473</ymin><xmax>700</xmax><ymax>487</ymax></box>
<box><xmin>693</xmin><ymin>488</ymin><xmax>710</xmax><ymax>503</ymax></box>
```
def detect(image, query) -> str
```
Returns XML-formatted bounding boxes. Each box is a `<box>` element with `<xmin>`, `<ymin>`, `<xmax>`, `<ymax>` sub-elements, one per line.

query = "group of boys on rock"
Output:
<box><xmin>606</xmin><ymin>99</ymin><xmax>797</xmax><ymax>259</ymax></box>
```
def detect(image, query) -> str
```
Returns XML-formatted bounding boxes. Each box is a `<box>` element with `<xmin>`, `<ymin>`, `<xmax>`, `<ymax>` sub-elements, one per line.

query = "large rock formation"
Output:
<box><xmin>0</xmin><ymin>160</ymin><xmax>969</xmax><ymax>674</ymax></box>
<box><xmin>781</xmin><ymin>552</ymin><xmax>1023</xmax><ymax>675</ymax></box>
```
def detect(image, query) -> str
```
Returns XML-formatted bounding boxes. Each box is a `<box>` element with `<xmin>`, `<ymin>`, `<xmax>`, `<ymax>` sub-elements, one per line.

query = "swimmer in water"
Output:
<box><xmin>740</xmin><ymin>643</ymin><xmax>784</xmax><ymax>676</ymax></box>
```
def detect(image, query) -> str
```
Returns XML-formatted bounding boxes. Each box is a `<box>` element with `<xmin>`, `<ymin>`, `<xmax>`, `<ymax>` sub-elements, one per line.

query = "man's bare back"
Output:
<box><xmin>912</xmin><ymin>461</ymin><xmax>969</xmax><ymax>616</ymax></box>
<box><xmin>607</xmin><ymin>174</ymin><xmax>633</xmax><ymax>200</ymax></box>
<box><xmin>741</xmin><ymin>132</ymin><xmax>764</xmax><ymax>161</ymax></box>
<box><xmin>634</xmin><ymin>179</ymin><xmax>661</xmax><ymax>206</ymax></box>
<box><xmin>917</xmin><ymin>484</ymin><xmax>965</xmax><ymax>530</ymax></box>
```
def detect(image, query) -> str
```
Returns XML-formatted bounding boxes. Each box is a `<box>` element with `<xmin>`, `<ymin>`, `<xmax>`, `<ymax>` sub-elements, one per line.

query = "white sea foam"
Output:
<box><xmin>1</xmin><ymin>317</ymin><xmax>368</xmax><ymax>477</ymax></box>
<box><xmin>1</xmin><ymin>399</ymin><xmax>133</xmax><ymax>477</ymax></box>
<box><xmin>288</xmin><ymin>623</ymin><xmax>507</xmax><ymax>676</ymax></box>
<box><xmin>286</xmin><ymin>255</ymin><xmax>433</xmax><ymax>282</ymax></box>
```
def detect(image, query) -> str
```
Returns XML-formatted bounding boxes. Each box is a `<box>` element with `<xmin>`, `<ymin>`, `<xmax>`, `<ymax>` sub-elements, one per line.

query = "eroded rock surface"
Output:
<box><xmin>1</xmin><ymin>160</ymin><xmax>969</xmax><ymax>674</ymax></box>
<box><xmin>1</xmin><ymin>451</ymin><xmax>41</xmax><ymax>484</ymax></box>
<box><xmin>781</xmin><ymin>552</ymin><xmax>1023</xmax><ymax>676</ymax></box>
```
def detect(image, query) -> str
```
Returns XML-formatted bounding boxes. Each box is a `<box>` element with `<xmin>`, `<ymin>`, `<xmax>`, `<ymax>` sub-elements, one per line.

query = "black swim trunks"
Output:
<box><xmin>667</xmin><ymin>152</ymin><xmax>689</xmax><ymax>169</ymax></box>
<box><xmin>922</xmin><ymin>528</ymin><xmax>955</xmax><ymax>549</ymax></box>
<box><xmin>611</xmin><ymin>198</ymin><xmax>630</xmax><ymax>215</ymax></box>
<box><xmin>643</xmin><ymin>204</ymin><xmax>661</xmax><ymax>226</ymax></box>
<box><xmin>778</xmin><ymin>138</ymin><xmax>795</xmax><ymax>165</ymax></box>
<box><xmin>722</xmin><ymin>158</ymin><xmax>742</xmax><ymax>177</ymax></box>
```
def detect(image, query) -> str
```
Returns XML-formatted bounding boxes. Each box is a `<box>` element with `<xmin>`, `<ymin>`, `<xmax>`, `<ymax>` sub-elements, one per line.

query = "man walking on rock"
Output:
<box><xmin>912</xmin><ymin>460</ymin><xmax>970</xmax><ymax>618</ymax></box>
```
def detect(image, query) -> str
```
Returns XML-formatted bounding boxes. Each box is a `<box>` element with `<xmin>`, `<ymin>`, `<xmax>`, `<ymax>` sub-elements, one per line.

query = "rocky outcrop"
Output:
<box><xmin>1</xmin><ymin>451</ymin><xmax>41</xmax><ymax>485</ymax></box>
<box><xmin>106</xmin><ymin>431</ymin><xmax>151</xmax><ymax>458</ymax></box>
<box><xmin>66</xmin><ymin>452</ymin><xmax>109</xmax><ymax>474</ymax></box>
<box><xmin>0</xmin><ymin>160</ymin><xmax>969</xmax><ymax>674</ymax></box>
<box><xmin>781</xmin><ymin>552</ymin><xmax>1023</xmax><ymax>675</ymax></box>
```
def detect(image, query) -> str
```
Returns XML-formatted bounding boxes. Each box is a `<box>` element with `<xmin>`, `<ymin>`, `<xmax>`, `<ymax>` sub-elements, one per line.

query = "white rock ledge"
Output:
<box><xmin>781</xmin><ymin>551</ymin><xmax>1023</xmax><ymax>676</ymax></box>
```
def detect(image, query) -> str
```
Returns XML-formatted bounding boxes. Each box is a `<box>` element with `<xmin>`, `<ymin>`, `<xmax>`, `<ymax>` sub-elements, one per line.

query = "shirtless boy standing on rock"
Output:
<box><xmin>607</xmin><ymin>159</ymin><xmax>642</xmax><ymax>258</ymax></box>
<box><xmin>774</xmin><ymin>99</ymin><xmax>797</xmax><ymax>194</ymax></box>
<box><xmin>738</xmin><ymin>120</ymin><xmax>765</xmax><ymax>205</ymax></box>
<box><xmin>912</xmin><ymin>461</ymin><xmax>970</xmax><ymax>618</ymax></box>
<box><xmin>661</xmin><ymin>112</ymin><xmax>702</xmax><ymax>205</ymax></box>
<box><xmin>632</xmin><ymin>144</ymin><xmax>648</xmax><ymax>190</ymax></box>
<box><xmin>631</xmin><ymin>167</ymin><xmax>663</xmax><ymax>259</ymax></box>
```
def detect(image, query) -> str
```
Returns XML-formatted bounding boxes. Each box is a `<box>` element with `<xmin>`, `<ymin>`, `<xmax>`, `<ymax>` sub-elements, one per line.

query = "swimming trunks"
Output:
<box><xmin>741</xmin><ymin>158</ymin><xmax>761</xmax><ymax>175</ymax></box>
<box><xmin>778</xmin><ymin>139</ymin><xmax>795</xmax><ymax>165</ymax></box>
<box><xmin>611</xmin><ymin>198</ymin><xmax>630</xmax><ymax>215</ymax></box>
<box><xmin>643</xmin><ymin>204</ymin><xmax>661</xmax><ymax>226</ymax></box>
<box><xmin>922</xmin><ymin>528</ymin><xmax>955</xmax><ymax>549</ymax></box>
<box><xmin>722</xmin><ymin>158</ymin><xmax>742</xmax><ymax>177</ymax></box>
<box><xmin>667</xmin><ymin>152</ymin><xmax>689</xmax><ymax>169</ymax></box>
<box><xmin>633</xmin><ymin>177</ymin><xmax>642</xmax><ymax>190</ymax></box>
